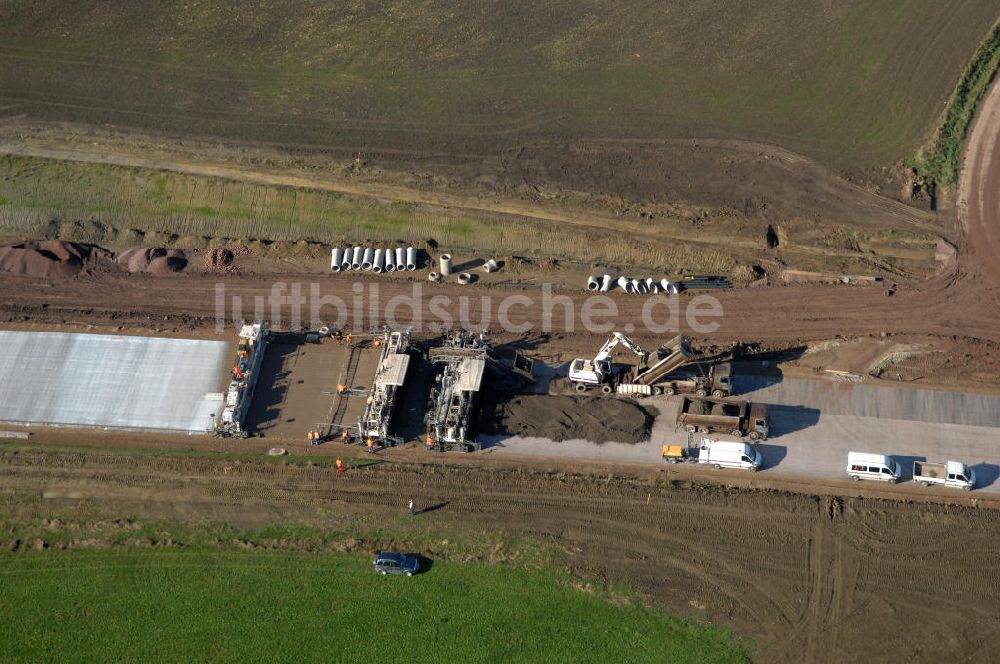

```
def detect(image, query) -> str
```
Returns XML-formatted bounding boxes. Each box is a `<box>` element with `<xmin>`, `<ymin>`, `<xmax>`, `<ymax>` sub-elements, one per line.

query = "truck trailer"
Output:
<box><xmin>675</xmin><ymin>395</ymin><xmax>769</xmax><ymax>441</ymax></box>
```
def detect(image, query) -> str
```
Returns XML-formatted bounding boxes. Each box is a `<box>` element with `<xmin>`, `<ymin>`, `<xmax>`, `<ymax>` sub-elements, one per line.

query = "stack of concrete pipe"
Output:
<box><xmin>587</xmin><ymin>275</ymin><xmax>681</xmax><ymax>295</ymax></box>
<box><xmin>330</xmin><ymin>246</ymin><xmax>419</xmax><ymax>272</ymax></box>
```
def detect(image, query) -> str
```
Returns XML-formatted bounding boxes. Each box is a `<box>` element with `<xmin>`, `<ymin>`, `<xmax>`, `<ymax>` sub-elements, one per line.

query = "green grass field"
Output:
<box><xmin>1</xmin><ymin>1</ymin><xmax>996</xmax><ymax>170</ymax></box>
<box><xmin>0</xmin><ymin>550</ymin><xmax>749</xmax><ymax>663</ymax></box>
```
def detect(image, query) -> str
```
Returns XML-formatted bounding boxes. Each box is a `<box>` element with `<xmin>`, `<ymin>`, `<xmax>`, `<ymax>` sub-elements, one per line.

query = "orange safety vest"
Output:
<box><xmin>336</xmin><ymin>458</ymin><xmax>344</xmax><ymax>470</ymax></box>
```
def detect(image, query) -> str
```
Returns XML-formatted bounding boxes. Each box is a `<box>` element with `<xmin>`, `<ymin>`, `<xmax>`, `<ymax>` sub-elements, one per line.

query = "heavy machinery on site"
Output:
<box><xmin>568</xmin><ymin>333</ymin><xmax>732</xmax><ymax>397</ymax></box>
<box><xmin>356</xmin><ymin>326</ymin><xmax>413</xmax><ymax>447</ymax></box>
<box><xmin>675</xmin><ymin>395</ymin><xmax>769</xmax><ymax>441</ymax></box>
<box><xmin>424</xmin><ymin>330</ymin><xmax>491</xmax><ymax>452</ymax></box>
<box><xmin>216</xmin><ymin>323</ymin><xmax>270</xmax><ymax>438</ymax></box>
<box><xmin>425</xmin><ymin>330</ymin><xmax>533</xmax><ymax>452</ymax></box>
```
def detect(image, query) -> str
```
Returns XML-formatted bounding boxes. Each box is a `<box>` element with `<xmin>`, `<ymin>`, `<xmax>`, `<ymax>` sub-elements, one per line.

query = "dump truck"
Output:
<box><xmin>913</xmin><ymin>460</ymin><xmax>976</xmax><ymax>490</ymax></box>
<box><xmin>662</xmin><ymin>439</ymin><xmax>762</xmax><ymax>471</ymax></box>
<box><xmin>568</xmin><ymin>333</ymin><xmax>733</xmax><ymax>397</ymax></box>
<box><xmin>675</xmin><ymin>395</ymin><xmax>769</xmax><ymax>441</ymax></box>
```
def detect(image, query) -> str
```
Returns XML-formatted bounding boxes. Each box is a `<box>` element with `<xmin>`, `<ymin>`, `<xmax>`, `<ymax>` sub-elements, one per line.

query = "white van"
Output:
<box><xmin>698</xmin><ymin>439</ymin><xmax>762</xmax><ymax>471</ymax></box>
<box><xmin>846</xmin><ymin>452</ymin><xmax>901</xmax><ymax>484</ymax></box>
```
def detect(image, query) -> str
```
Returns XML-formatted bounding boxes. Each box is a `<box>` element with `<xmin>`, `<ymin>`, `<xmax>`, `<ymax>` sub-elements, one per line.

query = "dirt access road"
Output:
<box><xmin>3</xmin><ymin>446</ymin><xmax>999</xmax><ymax>664</ymax></box>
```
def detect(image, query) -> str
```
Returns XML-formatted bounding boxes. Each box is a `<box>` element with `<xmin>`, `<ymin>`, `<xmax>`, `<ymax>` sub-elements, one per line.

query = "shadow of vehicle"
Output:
<box><xmin>391</xmin><ymin>351</ymin><xmax>434</xmax><ymax>442</ymax></box>
<box><xmin>725</xmin><ymin>344</ymin><xmax>808</xmax><ymax>394</ymax></box>
<box><xmin>244</xmin><ymin>342</ymin><xmax>301</xmax><ymax>433</ymax></box>
<box><xmin>765</xmin><ymin>404</ymin><xmax>820</xmax><ymax>437</ymax></box>
<box><xmin>412</xmin><ymin>555</ymin><xmax>434</xmax><ymax>575</ymax></box>
<box><xmin>891</xmin><ymin>454</ymin><xmax>928</xmax><ymax>482</ymax></box>
<box><xmin>755</xmin><ymin>443</ymin><xmax>787</xmax><ymax>470</ymax></box>
<box><xmin>969</xmin><ymin>462</ymin><xmax>998</xmax><ymax>489</ymax></box>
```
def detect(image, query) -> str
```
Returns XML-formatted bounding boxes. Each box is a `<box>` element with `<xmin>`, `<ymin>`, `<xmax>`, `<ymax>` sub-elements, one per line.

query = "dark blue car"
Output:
<box><xmin>373</xmin><ymin>551</ymin><xmax>419</xmax><ymax>576</ymax></box>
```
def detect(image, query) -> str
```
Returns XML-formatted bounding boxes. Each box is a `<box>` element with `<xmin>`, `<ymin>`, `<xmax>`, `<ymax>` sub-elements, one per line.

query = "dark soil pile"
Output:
<box><xmin>0</xmin><ymin>240</ymin><xmax>113</xmax><ymax>278</ymax></box>
<box><xmin>204</xmin><ymin>245</ymin><xmax>251</xmax><ymax>273</ymax></box>
<box><xmin>481</xmin><ymin>394</ymin><xmax>655</xmax><ymax>444</ymax></box>
<box><xmin>117</xmin><ymin>247</ymin><xmax>188</xmax><ymax>275</ymax></box>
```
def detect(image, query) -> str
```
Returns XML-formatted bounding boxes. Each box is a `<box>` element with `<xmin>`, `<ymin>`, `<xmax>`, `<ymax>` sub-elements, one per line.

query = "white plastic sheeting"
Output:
<box><xmin>0</xmin><ymin>331</ymin><xmax>229</xmax><ymax>433</ymax></box>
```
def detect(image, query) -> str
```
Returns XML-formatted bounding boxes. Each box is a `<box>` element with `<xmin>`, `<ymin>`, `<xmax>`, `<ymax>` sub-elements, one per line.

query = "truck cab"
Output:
<box><xmin>748</xmin><ymin>402</ymin><xmax>769</xmax><ymax>441</ymax></box>
<box><xmin>710</xmin><ymin>363</ymin><xmax>733</xmax><ymax>398</ymax></box>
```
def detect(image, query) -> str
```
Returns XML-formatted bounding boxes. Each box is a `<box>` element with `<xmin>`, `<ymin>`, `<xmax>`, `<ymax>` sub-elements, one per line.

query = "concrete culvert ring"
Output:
<box><xmin>428</xmin><ymin>271</ymin><xmax>441</xmax><ymax>282</ymax></box>
<box><xmin>456</xmin><ymin>272</ymin><xmax>473</xmax><ymax>285</ymax></box>
<box><xmin>267</xmin><ymin>447</ymin><xmax>287</xmax><ymax>456</ymax></box>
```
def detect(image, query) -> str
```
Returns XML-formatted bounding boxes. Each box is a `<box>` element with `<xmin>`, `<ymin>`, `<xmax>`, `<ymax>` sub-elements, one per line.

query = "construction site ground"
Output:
<box><xmin>245</xmin><ymin>338</ymin><xmax>379</xmax><ymax>439</ymax></box>
<box><xmin>2</xmin><ymin>34</ymin><xmax>1000</xmax><ymax>664</ymax></box>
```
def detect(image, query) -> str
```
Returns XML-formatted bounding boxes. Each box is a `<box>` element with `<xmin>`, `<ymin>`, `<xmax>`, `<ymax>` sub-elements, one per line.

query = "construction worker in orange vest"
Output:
<box><xmin>367</xmin><ymin>437</ymin><xmax>376</xmax><ymax>454</ymax></box>
<box><xmin>425</xmin><ymin>435</ymin><xmax>434</xmax><ymax>451</ymax></box>
<box><xmin>336</xmin><ymin>457</ymin><xmax>344</xmax><ymax>474</ymax></box>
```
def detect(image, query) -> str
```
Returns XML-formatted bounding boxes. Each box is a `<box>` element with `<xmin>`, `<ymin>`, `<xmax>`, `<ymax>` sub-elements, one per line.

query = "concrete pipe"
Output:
<box><xmin>662</xmin><ymin>279</ymin><xmax>679</xmax><ymax>295</ymax></box>
<box><xmin>372</xmin><ymin>248</ymin><xmax>385</xmax><ymax>273</ymax></box>
<box><xmin>633</xmin><ymin>279</ymin><xmax>646</xmax><ymax>294</ymax></box>
<box><xmin>645</xmin><ymin>277</ymin><xmax>656</xmax><ymax>293</ymax></box>
<box><xmin>395</xmin><ymin>247</ymin><xmax>406</xmax><ymax>270</ymax></box>
<box><xmin>600</xmin><ymin>274</ymin><xmax>613</xmax><ymax>292</ymax></box>
<box><xmin>406</xmin><ymin>246</ymin><xmax>418</xmax><ymax>271</ymax></box>
<box><xmin>618</xmin><ymin>276</ymin><xmax>631</xmax><ymax>293</ymax></box>
<box><xmin>483</xmin><ymin>259</ymin><xmax>499</xmax><ymax>273</ymax></box>
<box><xmin>456</xmin><ymin>272</ymin><xmax>472</xmax><ymax>285</ymax></box>
<box><xmin>361</xmin><ymin>247</ymin><xmax>375</xmax><ymax>270</ymax></box>
<box><xmin>587</xmin><ymin>275</ymin><xmax>600</xmax><ymax>291</ymax></box>
<box><xmin>341</xmin><ymin>250</ymin><xmax>353</xmax><ymax>270</ymax></box>
<box><xmin>384</xmin><ymin>249</ymin><xmax>396</xmax><ymax>272</ymax></box>
<box><xmin>331</xmin><ymin>248</ymin><xmax>342</xmax><ymax>272</ymax></box>
<box><xmin>351</xmin><ymin>247</ymin><xmax>363</xmax><ymax>270</ymax></box>
<box><xmin>428</xmin><ymin>271</ymin><xmax>441</xmax><ymax>282</ymax></box>
<box><xmin>439</xmin><ymin>253</ymin><xmax>453</xmax><ymax>276</ymax></box>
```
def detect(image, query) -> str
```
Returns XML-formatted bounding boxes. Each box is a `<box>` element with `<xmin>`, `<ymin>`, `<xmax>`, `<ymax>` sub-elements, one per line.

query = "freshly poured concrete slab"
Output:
<box><xmin>0</xmin><ymin>331</ymin><xmax>230</xmax><ymax>433</ymax></box>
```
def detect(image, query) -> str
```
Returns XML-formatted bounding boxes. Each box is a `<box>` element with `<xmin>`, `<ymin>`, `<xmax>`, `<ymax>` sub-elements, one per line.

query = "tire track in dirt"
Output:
<box><xmin>3</xmin><ymin>438</ymin><xmax>1000</xmax><ymax>663</ymax></box>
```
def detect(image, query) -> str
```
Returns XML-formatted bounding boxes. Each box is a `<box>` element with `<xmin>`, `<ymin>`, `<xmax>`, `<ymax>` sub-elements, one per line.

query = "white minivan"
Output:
<box><xmin>846</xmin><ymin>452</ymin><xmax>901</xmax><ymax>484</ymax></box>
<box><xmin>698</xmin><ymin>439</ymin><xmax>762</xmax><ymax>471</ymax></box>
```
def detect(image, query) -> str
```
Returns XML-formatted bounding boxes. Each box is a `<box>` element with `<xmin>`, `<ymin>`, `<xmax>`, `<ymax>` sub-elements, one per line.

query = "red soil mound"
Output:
<box><xmin>116</xmin><ymin>247</ymin><xmax>188</xmax><ymax>275</ymax></box>
<box><xmin>0</xmin><ymin>240</ymin><xmax>113</xmax><ymax>278</ymax></box>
